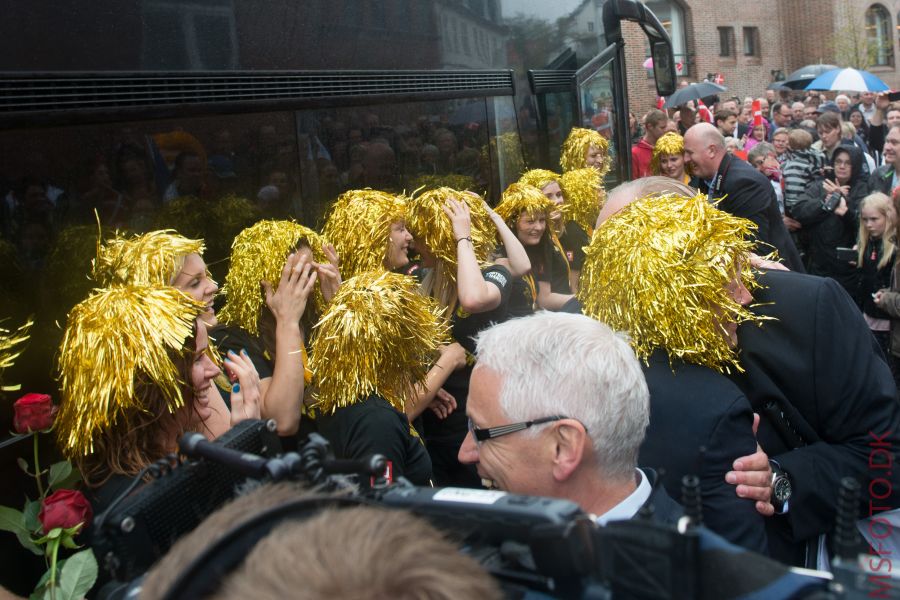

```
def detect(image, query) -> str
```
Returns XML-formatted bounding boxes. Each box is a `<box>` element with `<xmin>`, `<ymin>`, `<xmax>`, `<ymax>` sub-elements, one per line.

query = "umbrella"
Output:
<box><xmin>804</xmin><ymin>67</ymin><xmax>890</xmax><ymax>92</ymax></box>
<box><xmin>767</xmin><ymin>81</ymin><xmax>789</xmax><ymax>91</ymax></box>
<box><xmin>663</xmin><ymin>81</ymin><xmax>727</xmax><ymax>108</ymax></box>
<box><xmin>781</xmin><ymin>64</ymin><xmax>839</xmax><ymax>90</ymax></box>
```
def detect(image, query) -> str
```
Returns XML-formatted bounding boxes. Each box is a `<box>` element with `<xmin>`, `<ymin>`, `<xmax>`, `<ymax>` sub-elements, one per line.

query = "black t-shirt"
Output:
<box><xmin>423</xmin><ymin>264</ymin><xmax>512</xmax><ymax>443</ymax></box>
<box><xmin>547</xmin><ymin>240</ymin><xmax>572</xmax><ymax>294</ymax></box>
<box><xmin>494</xmin><ymin>245</ymin><xmax>536</xmax><ymax>318</ymax></box>
<box><xmin>316</xmin><ymin>395</ymin><xmax>432</xmax><ymax>486</ymax></box>
<box><xmin>558</xmin><ymin>221</ymin><xmax>589</xmax><ymax>271</ymax></box>
<box><xmin>208</xmin><ymin>324</ymin><xmax>274</xmax><ymax>379</ymax></box>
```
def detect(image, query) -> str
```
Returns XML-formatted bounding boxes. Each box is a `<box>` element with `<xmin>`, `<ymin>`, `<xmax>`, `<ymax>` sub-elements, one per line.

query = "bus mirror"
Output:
<box><xmin>651</xmin><ymin>40</ymin><xmax>676</xmax><ymax>97</ymax></box>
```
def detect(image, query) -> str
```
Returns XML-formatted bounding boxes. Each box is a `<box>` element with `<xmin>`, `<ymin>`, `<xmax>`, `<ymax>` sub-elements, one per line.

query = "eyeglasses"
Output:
<box><xmin>467</xmin><ymin>415</ymin><xmax>569</xmax><ymax>442</ymax></box>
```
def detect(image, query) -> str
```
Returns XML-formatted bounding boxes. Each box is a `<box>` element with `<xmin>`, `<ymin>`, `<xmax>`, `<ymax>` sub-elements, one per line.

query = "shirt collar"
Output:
<box><xmin>593</xmin><ymin>468</ymin><xmax>652</xmax><ymax>525</ymax></box>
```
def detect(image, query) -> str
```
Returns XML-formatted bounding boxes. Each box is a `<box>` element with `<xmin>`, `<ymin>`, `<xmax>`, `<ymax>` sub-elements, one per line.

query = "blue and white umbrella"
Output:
<box><xmin>804</xmin><ymin>67</ymin><xmax>890</xmax><ymax>92</ymax></box>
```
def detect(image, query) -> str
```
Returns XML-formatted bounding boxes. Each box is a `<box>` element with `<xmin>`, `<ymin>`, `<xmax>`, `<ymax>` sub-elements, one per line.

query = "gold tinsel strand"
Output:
<box><xmin>0</xmin><ymin>318</ymin><xmax>33</xmax><ymax>391</ymax></box>
<box><xmin>560</xmin><ymin>127</ymin><xmax>611</xmax><ymax>176</ymax></box>
<box><xmin>56</xmin><ymin>285</ymin><xmax>205</xmax><ymax>457</ymax></box>
<box><xmin>650</xmin><ymin>132</ymin><xmax>693</xmax><ymax>177</ymax></box>
<box><xmin>405</xmin><ymin>187</ymin><xmax>495</xmax><ymax>283</ymax></box>
<box><xmin>559</xmin><ymin>168</ymin><xmax>606</xmax><ymax>234</ymax></box>
<box><xmin>578</xmin><ymin>192</ymin><xmax>763</xmax><ymax>373</ymax></box>
<box><xmin>518</xmin><ymin>169</ymin><xmax>560</xmax><ymax>192</ymax></box>
<box><xmin>321</xmin><ymin>189</ymin><xmax>406</xmax><ymax>279</ymax></box>
<box><xmin>309</xmin><ymin>271</ymin><xmax>449</xmax><ymax>414</ymax></box>
<box><xmin>495</xmin><ymin>183</ymin><xmax>555</xmax><ymax>231</ymax></box>
<box><xmin>218</xmin><ymin>220</ymin><xmax>327</xmax><ymax>336</ymax></box>
<box><xmin>407</xmin><ymin>174</ymin><xmax>476</xmax><ymax>195</ymax></box>
<box><xmin>93</xmin><ymin>230</ymin><xmax>205</xmax><ymax>287</ymax></box>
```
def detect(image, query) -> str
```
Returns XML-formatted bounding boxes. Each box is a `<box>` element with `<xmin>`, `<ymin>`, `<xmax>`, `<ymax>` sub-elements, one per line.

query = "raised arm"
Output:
<box><xmin>445</xmin><ymin>199</ymin><xmax>502</xmax><ymax>313</ymax></box>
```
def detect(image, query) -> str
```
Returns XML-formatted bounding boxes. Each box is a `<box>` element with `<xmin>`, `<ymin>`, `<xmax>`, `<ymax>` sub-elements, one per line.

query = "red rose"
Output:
<box><xmin>39</xmin><ymin>489</ymin><xmax>93</xmax><ymax>534</ymax></box>
<box><xmin>13</xmin><ymin>393</ymin><xmax>56</xmax><ymax>433</ymax></box>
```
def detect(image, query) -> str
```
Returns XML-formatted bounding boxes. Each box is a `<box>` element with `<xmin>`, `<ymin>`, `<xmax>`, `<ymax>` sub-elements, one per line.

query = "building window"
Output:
<box><xmin>867</xmin><ymin>4</ymin><xmax>893</xmax><ymax>66</ymax></box>
<box><xmin>718</xmin><ymin>27</ymin><xmax>734</xmax><ymax>57</ymax></box>
<box><xmin>645</xmin><ymin>0</ymin><xmax>688</xmax><ymax>74</ymax></box>
<box><xmin>743</xmin><ymin>27</ymin><xmax>759</xmax><ymax>56</ymax></box>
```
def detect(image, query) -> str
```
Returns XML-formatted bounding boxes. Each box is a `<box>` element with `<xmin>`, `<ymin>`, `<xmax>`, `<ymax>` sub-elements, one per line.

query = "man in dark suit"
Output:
<box><xmin>684</xmin><ymin>123</ymin><xmax>804</xmax><ymax>272</ymax></box>
<box><xmin>458</xmin><ymin>312</ymin><xmax>682</xmax><ymax>527</ymax></box>
<box><xmin>728</xmin><ymin>268</ymin><xmax>900</xmax><ymax>566</ymax></box>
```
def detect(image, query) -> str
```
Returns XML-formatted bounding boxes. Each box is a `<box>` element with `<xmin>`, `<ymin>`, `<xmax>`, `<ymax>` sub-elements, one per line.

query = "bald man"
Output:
<box><xmin>683</xmin><ymin>123</ymin><xmax>803</xmax><ymax>271</ymax></box>
<box><xmin>596</xmin><ymin>176</ymin><xmax>900</xmax><ymax>567</ymax></box>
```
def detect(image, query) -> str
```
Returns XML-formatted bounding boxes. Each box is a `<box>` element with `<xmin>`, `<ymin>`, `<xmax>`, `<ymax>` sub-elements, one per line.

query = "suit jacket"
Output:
<box><xmin>699</xmin><ymin>153</ymin><xmax>805</xmax><ymax>272</ymax></box>
<box><xmin>640</xmin><ymin>468</ymin><xmax>684</xmax><ymax>527</ymax></box>
<box><xmin>639</xmin><ymin>350</ymin><xmax>769</xmax><ymax>554</ymax></box>
<box><xmin>728</xmin><ymin>269</ymin><xmax>900</xmax><ymax>565</ymax></box>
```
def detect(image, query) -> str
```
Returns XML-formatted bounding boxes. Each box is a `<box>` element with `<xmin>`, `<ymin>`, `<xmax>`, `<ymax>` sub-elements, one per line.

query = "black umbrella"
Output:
<box><xmin>663</xmin><ymin>81</ymin><xmax>727</xmax><ymax>108</ymax></box>
<box><xmin>767</xmin><ymin>81</ymin><xmax>789</xmax><ymax>91</ymax></box>
<box><xmin>781</xmin><ymin>64</ymin><xmax>839</xmax><ymax>90</ymax></box>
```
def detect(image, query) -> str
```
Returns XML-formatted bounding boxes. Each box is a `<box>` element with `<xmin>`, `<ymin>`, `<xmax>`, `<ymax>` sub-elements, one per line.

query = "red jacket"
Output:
<box><xmin>631</xmin><ymin>138</ymin><xmax>654</xmax><ymax>179</ymax></box>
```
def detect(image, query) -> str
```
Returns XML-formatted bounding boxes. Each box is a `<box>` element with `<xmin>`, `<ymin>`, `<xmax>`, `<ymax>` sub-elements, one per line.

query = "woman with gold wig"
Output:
<box><xmin>559</xmin><ymin>127</ymin><xmax>611</xmax><ymax>175</ymax></box>
<box><xmin>405</xmin><ymin>188</ymin><xmax>515</xmax><ymax>486</ymax></box>
<box><xmin>650</xmin><ymin>132</ymin><xmax>693</xmax><ymax>186</ymax></box>
<box><xmin>214</xmin><ymin>220</ymin><xmax>340</xmax><ymax>437</ymax></box>
<box><xmin>56</xmin><ymin>285</ymin><xmax>260</xmax><ymax>513</ymax></box>
<box><xmin>494</xmin><ymin>183</ymin><xmax>573</xmax><ymax>314</ymax></box>
<box><xmin>310</xmin><ymin>271</ymin><xmax>449</xmax><ymax>485</ymax></box>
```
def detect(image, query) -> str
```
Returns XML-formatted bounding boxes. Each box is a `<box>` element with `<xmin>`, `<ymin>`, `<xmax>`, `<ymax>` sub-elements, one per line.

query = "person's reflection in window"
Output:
<box><xmin>362</xmin><ymin>142</ymin><xmax>398</xmax><ymax>191</ymax></box>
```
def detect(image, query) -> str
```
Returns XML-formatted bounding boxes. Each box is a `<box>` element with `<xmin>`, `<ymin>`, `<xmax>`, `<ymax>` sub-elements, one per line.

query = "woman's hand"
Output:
<box><xmin>428</xmin><ymin>388</ymin><xmax>457</xmax><ymax>420</ymax></box>
<box><xmin>224</xmin><ymin>349</ymin><xmax>262</xmax><ymax>425</ymax></box>
<box><xmin>437</xmin><ymin>342</ymin><xmax>468</xmax><ymax>371</ymax></box>
<box><xmin>443</xmin><ymin>198</ymin><xmax>472</xmax><ymax>241</ymax></box>
<box><xmin>834</xmin><ymin>196</ymin><xmax>849</xmax><ymax>217</ymax></box>
<box><xmin>315</xmin><ymin>243</ymin><xmax>342</xmax><ymax>303</ymax></box>
<box><xmin>875</xmin><ymin>288</ymin><xmax>888</xmax><ymax>307</ymax></box>
<box><xmin>263</xmin><ymin>252</ymin><xmax>318</xmax><ymax>325</ymax></box>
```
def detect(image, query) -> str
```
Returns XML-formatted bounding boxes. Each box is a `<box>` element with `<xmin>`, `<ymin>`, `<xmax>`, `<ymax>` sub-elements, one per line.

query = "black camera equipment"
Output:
<box><xmin>93</xmin><ymin>426</ymin><xmax>900</xmax><ymax>600</ymax></box>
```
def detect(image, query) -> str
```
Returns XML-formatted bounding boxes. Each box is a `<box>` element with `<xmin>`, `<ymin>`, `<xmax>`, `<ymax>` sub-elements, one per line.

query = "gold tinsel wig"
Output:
<box><xmin>518</xmin><ymin>169</ymin><xmax>560</xmax><ymax>192</ymax></box>
<box><xmin>560</xmin><ymin>127</ymin><xmax>611</xmax><ymax>176</ymax></box>
<box><xmin>495</xmin><ymin>183</ymin><xmax>555</xmax><ymax>232</ymax></box>
<box><xmin>559</xmin><ymin>168</ymin><xmax>605</xmax><ymax>234</ymax></box>
<box><xmin>650</xmin><ymin>132</ymin><xmax>692</xmax><ymax>177</ymax></box>
<box><xmin>56</xmin><ymin>285</ymin><xmax>205</xmax><ymax>457</ymax></box>
<box><xmin>310</xmin><ymin>271</ymin><xmax>449</xmax><ymax>414</ymax></box>
<box><xmin>0</xmin><ymin>318</ymin><xmax>32</xmax><ymax>391</ymax></box>
<box><xmin>218</xmin><ymin>220</ymin><xmax>327</xmax><ymax>336</ymax></box>
<box><xmin>321</xmin><ymin>189</ymin><xmax>406</xmax><ymax>279</ymax></box>
<box><xmin>405</xmin><ymin>187</ymin><xmax>494</xmax><ymax>278</ymax></box>
<box><xmin>93</xmin><ymin>230</ymin><xmax>205</xmax><ymax>287</ymax></box>
<box><xmin>577</xmin><ymin>192</ymin><xmax>762</xmax><ymax>373</ymax></box>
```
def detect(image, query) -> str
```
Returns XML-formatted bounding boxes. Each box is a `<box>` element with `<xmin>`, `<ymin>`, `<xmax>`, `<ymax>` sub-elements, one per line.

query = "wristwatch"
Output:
<box><xmin>770</xmin><ymin>460</ymin><xmax>793</xmax><ymax>514</ymax></box>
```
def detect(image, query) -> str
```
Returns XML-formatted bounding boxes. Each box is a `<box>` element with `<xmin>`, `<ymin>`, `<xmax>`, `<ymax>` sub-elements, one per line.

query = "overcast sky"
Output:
<box><xmin>500</xmin><ymin>0</ymin><xmax>586</xmax><ymax>23</ymax></box>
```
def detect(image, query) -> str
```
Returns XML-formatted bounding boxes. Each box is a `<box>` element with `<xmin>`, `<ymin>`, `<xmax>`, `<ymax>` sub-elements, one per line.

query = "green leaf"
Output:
<box><xmin>60</xmin><ymin>535</ymin><xmax>79</xmax><ymax>550</ymax></box>
<box><xmin>16</xmin><ymin>529</ymin><xmax>43</xmax><ymax>555</ymax></box>
<box><xmin>31</xmin><ymin>558</ymin><xmax>66</xmax><ymax>595</ymax></box>
<box><xmin>57</xmin><ymin>549</ymin><xmax>98</xmax><ymax>600</ymax></box>
<box><xmin>24</xmin><ymin>499</ymin><xmax>41</xmax><ymax>533</ymax></box>
<box><xmin>48</xmin><ymin>462</ymin><xmax>72</xmax><ymax>491</ymax></box>
<box><xmin>47</xmin><ymin>527</ymin><xmax>61</xmax><ymax>540</ymax></box>
<box><xmin>52</xmin><ymin>465</ymin><xmax>82</xmax><ymax>491</ymax></box>
<box><xmin>0</xmin><ymin>505</ymin><xmax>26</xmax><ymax>534</ymax></box>
<box><xmin>17</xmin><ymin>456</ymin><xmax>30</xmax><ymax>474</ymax></box>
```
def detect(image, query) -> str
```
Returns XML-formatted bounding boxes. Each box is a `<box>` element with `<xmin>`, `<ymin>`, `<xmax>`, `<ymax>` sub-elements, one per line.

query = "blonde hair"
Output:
<box><xmin>858</xmin><ymin>192</ymin><xmax>897</xmax><ymax>269</ymax></box>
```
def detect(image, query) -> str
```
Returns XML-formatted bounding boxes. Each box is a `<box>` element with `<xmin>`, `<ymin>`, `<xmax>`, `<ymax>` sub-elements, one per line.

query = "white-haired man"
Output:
<box><xmin>457</xmin><ymin>312</ymin><xmax>682</xmax><ymax>525</ymax></box>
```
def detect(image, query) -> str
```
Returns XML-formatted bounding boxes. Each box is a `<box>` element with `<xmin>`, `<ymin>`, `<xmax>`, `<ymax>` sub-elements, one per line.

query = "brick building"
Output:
<box><xmin>609</xmin><ymin>0</ymin><xmax>900</xmax><ymax>113</ymax></box>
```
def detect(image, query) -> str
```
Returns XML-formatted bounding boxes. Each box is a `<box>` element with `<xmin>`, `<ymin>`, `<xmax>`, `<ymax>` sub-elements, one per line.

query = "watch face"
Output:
<box><xmin>774</xmin><ymin>477</ymin><xmax>792</xmax><ymax>502</ymax></box>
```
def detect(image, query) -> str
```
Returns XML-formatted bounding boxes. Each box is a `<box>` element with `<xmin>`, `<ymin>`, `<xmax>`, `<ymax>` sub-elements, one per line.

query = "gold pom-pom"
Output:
<box><xmin>0</xmin><ymin>318</ymin><xmax>32</xmax><ymax>391</ymax></box>
<box><xmin>559</xmin><ymin>168</ymin><xmax>605</xmax><ymax>234</ymax></box>
<box><xmin>650</xmin><ymin>132</ymin><xmax>692</xmax><ymax>176</ymax></box>
<box><xmin>495</xmin><ymin>183</ymin><xmax>555</xmax><ymax>231</ymax></box>
<box><xmin>560</xmin><ymin>127</ymin><xmax>611</xmax><ymax>176</ymax></box>
<box><xmin>218</xmin><ymin>220</ymin><xmax>327</xmax><ymax>336</ymax></box>
<box><xmin>322</xmin><ymin>189</ymin><xmax>406</xmax><ymax>279</ymax></box>
<box><xmin>93</xmin><ymin>229</ymin><xmax>204</xmax><ymax>287</ymax></box>
<box><xmin>310</xmin><ymin>271</ymin><xmax>449</xmax><ymax>414</ymax></box>
<box><xmin>578</xmin><ymin>192</ymin><xmax>763</xmax><ymax>373</ymax></box>
<box><xmin>154</xmin><ymin>196</ymin><xmax>207</xmax><ymax>240</ymax></box>
<box><xmin>518</xmin><ymin>169</ymin><xmax>560</xmax><ymax>191</ymax></box>
<box><xmin>56</xmin><ymin>285</ymin><xmax>205</xmax><ymax>457</ymax></box>
<box><xmin>405</xmin><ymin>188</ymin><xmax>494</xmax><ymax>280</ymax></box>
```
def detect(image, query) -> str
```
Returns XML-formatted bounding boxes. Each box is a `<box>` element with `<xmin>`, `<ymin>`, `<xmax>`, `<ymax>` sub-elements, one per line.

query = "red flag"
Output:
<box><xmin>656</xmin><ymin>96</ymin><xmax>666</xmax><ymax>110</ymax></box>
<box><xmin>752</xmin><ymin>99</ymin><xmax>762</xmax><ymax>127</ymax></box>
<box><xmin>713</xmin><ymin>73</ymin><xmax>725</xmax><ymax>85</ymax></box>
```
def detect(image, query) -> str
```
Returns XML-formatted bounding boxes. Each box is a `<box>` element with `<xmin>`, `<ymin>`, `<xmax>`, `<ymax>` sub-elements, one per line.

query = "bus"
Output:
<box><xmin>0</xmin><ymin>0</ymin><xmax>673</xmax><ymax>591</ymax></box>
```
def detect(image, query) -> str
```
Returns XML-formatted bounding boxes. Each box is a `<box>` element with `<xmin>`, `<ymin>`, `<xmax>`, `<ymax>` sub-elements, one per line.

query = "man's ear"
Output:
<box><xmin>551</xmin><ymin>420</ymin><xmax>587</xmax><ymax>483</ymax></box>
